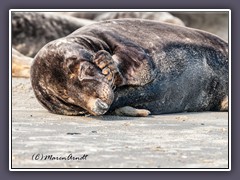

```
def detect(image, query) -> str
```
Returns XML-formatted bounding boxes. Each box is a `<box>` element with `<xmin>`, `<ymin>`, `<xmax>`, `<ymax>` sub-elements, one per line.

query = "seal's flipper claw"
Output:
<box><xmin>93</xmin><ymin>50</ymin><xmax>112</xmax><ymax>69</ymax></box>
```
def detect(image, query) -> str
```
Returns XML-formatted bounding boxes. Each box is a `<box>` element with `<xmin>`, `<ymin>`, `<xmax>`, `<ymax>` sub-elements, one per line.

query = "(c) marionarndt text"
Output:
<box><xmin>32</xmin><ymin>153</ymin><xmax>88</xmax><ymax>161</ymax></box>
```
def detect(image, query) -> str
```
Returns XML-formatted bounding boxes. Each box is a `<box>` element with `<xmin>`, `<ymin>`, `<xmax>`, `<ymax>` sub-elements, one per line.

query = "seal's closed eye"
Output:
<box><xmin>64</xmin><ymin>57</ymin><xmax>80</xmax><ymax>75</ymax></box>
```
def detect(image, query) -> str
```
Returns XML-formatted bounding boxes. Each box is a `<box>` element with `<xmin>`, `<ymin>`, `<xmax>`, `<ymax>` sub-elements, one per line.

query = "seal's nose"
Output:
<box><xmin>96</xmin><ymin>98</ymin><xmax>109</xmax><ymax>110</ymax></box>
<box><xmin>90</xmin><ymin>98</ymin><xmax>109</xmax><ymax>116</ymax></box>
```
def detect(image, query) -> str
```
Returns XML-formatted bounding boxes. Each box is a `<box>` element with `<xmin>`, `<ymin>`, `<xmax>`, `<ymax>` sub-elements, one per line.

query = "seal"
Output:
<box><xmin>12</xmin><ymin>48</ymin><xmax>33</xmax><ymax>78</ymax></box>
<box><xmin>12</xmin><ymin>12</ymin><xmax>95</xmax><ymax>57</ymax></box>
<box><xmin>94</xmin><ymin>12</ymin><xmax>185</xmax><ymax>26</ymax></box>
<box><xmin>31</xmin><ymin>19</ymin><xmax>228</xmax><ymax>116</ymax></box>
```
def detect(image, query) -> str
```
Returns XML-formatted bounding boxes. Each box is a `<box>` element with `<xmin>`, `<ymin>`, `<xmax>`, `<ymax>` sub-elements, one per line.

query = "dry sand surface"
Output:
<box><xmin>11</xmin><ymin>78</ymin><xmax>229</xmax><ymax>169</ymax></box>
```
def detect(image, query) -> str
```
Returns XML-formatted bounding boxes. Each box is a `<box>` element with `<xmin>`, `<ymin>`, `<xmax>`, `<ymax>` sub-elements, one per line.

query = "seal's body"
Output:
<box><xmin>31</xmin><ymin>19</ymin><xmax>228</xmax><ymax>116</ymax></box>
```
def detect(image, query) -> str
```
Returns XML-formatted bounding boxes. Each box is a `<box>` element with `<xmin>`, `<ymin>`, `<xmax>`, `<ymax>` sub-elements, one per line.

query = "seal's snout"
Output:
<box><xmin>96</xmin><ymin>98</ymin><xmax>109</xmax><ymax>110</ymax></box>
<box><xmin>89</xmin><ymin>98</ymin><xmax>110</xmax><ymax>116</ymax></box>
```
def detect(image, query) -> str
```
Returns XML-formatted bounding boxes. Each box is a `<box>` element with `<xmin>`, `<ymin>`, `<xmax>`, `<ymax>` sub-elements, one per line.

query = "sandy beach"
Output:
<box><xmin>11</xmin><ymin>77</ymin><xmax>229</xmax><ymax>169</ymax></box>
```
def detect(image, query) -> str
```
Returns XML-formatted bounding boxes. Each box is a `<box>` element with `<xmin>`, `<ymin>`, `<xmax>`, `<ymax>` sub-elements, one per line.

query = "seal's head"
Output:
<box><xmin>65</xmin><ymin>59</ymin><xmax>114</xmax><ymax>116</ymax></box>
<box><xmin>31</xmin><ymin>38</ymin><xmax>114</xmax><ymax>116</ymax></box>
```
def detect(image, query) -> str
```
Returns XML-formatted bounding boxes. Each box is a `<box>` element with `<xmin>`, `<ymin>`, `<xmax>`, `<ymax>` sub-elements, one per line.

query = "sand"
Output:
<box><xmin>11</xmin><ymin>77</ymin><xmax>229</xmax><ymax>169</ymax></box>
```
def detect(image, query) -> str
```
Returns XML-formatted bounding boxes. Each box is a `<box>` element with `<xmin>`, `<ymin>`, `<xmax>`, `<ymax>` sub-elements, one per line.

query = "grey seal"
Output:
<box><xmin>12</xmin><ymin>12</ymin><xmax>95</xmax><ymax>57</ymax></box>
<box><xmin>12</xmin><ymin>48</ymin><xmax>33</xmax><ymax>78</ymax></box>
<box><xmin>31</xmin><ymin>19</ymin><xmax>228</xmax><ymax>116</ymax></box>
<box><xmin>94</xmin><ymin>12</ymin><xmax>185</xmax><ymax>26</ymax></box>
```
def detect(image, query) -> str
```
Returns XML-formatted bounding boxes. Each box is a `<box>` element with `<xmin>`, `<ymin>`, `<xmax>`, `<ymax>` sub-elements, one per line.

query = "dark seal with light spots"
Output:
<box><xmin>31</xmin><ymin>19</ymin><xmax>228</xmax><ymax>116</ymax></box>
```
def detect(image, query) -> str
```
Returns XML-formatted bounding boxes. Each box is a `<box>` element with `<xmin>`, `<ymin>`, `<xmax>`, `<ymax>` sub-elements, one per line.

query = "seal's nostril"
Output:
<box><xmin>96</xmin><ymin>98</ymin><xmax>108</xmax><ymax>110</ymax></box>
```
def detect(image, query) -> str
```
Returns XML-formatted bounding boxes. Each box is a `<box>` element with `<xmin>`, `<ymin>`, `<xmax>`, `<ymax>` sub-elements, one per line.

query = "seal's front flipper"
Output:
<box><xmin>93</xmin><ymin>50</ymin><xmax>126</xmax><ymax>86</ymax></box>
<box><xmin>114</xmin><ymin>106</ymin><xmax>151</xmax><ymax>117</ymax></box>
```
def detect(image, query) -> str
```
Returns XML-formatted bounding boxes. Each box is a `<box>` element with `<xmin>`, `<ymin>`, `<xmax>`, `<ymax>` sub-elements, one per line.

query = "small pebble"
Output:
<box><xmin>66</xmin><ymin>132</ymin><xmax>81</xmax><ymax>135</ymax></box>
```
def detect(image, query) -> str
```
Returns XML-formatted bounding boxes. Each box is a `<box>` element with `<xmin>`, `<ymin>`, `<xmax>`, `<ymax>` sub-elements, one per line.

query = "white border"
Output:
<box><xmin>9</xmin><ymin>9</ymin><xmax>12</xmax><ymax>172</ymax></box>
<box><xmin>228</xmin><ymin>9</ymin><xmax>231</xmax><ymax>172</ymax></box>
<box><xmin>9</xmin><ymin>9</ymin><xmax>231</xmax><ymax>171</ymax></box>
<box><xmin>10</xmin><ymin>9</ymin><xmax>230</xmax><ymax>12</ymax></box>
